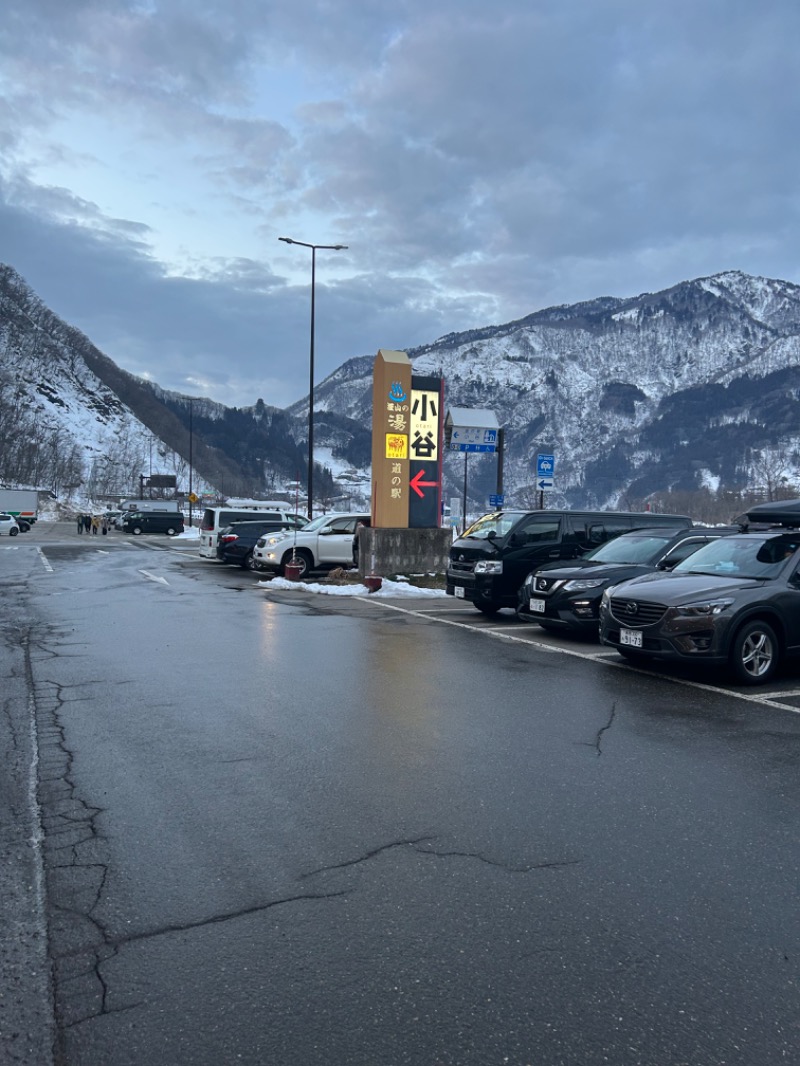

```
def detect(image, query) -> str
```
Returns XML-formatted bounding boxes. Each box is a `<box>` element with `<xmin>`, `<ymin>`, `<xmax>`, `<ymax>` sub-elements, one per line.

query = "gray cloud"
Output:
<box><xmin>2</xmin><ymin>0</ymin><xmax>800</xmax><ymax>409</ymax></box>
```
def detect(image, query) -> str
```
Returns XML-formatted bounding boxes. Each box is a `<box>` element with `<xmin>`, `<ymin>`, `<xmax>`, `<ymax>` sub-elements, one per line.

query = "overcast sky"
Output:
<box><xmin>2</xmin><ymin>0</ymin><xmax>798</xmax><ymax>409</ymax></box>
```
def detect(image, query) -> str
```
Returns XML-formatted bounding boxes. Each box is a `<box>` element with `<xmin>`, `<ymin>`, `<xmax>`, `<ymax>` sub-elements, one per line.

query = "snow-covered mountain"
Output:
<box><xmin>3</xmin><ymin>261</ymin><xmax>800</xmax><ymax>512</ymax></box>
<box><xmin>302</xmin><ymin>270</ymin><xmax>800</xmax><ymax>509</ymax></box>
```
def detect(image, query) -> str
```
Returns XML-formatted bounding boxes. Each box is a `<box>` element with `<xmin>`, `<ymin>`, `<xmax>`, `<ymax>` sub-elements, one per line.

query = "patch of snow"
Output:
<box><xmin>698</xmin><ymin>469</ymin><xmax>721</xmax><ymax>492</ymax></box>
<box><xmin>259</xmin><ymin>576</ymin><xmax>447</xmax><ymax>597</ymax></box>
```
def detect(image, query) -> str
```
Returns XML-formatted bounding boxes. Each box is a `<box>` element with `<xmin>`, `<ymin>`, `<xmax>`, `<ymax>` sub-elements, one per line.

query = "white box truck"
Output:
<box><xmin>0</xmin><ymin>488</ymin><xmax>38</xmax><ymax>523</ymax></box>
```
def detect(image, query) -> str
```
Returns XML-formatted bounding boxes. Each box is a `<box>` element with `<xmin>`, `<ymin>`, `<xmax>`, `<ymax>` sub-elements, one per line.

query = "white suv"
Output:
<box><xmin>254</xmin><ymin>512</ymin><xmax>370</xmax><ymax>578</ymax></box>
<box><xmin>0</xmin><ymin>513</ymin><xmax>20</xmax><ymax>536</ymax></box>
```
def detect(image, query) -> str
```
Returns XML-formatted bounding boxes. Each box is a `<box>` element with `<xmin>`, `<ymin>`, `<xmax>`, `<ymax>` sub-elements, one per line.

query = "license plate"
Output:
<box><xmin>454</xmin><ymin>586</ymin><xmax>465</xmax><ymax>599</ymax></box>
<box><xmin>529</xmin><ymin>598</ymin><xmax>545</xmax><ymax>613</ymax></box>
<box><xmin>620</xmin><ymin>628</ymin><xmax>643</xmax><ymax>648</ymax></box>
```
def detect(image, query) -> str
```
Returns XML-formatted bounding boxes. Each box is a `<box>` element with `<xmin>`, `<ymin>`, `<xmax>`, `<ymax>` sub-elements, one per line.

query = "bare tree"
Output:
<box><xmin>750</xmin><ymin>445</ymin><xmax>799</xmax><ymax>502</ymax></box>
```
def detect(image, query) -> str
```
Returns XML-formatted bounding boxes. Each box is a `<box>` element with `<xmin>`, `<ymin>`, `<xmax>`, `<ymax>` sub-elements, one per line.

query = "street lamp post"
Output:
<box><xmin>279</xmin><ymin>237</ymin><xmax>347</xmax><ymax>519</ymax></box>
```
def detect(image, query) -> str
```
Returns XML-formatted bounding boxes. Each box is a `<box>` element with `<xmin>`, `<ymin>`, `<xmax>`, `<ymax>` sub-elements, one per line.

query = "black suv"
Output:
<box><xmin>518</xmin><ymin>527</ymin><xmax>738</xmax><ymax>634</ymax></box>
<box><xmin>216</xmin><ymin>520</ymin><xmax>296</xmax><ymax>569</ymax></box>
<box><xmin>599</xmin><ymin>501</ymin><xmax>800</xmax><ymax>685</ymax></box>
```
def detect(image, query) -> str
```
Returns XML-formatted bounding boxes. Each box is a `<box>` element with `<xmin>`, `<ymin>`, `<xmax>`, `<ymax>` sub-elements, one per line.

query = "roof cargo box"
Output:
<box><xmin>740</xmin><ymin>499</ymin><xmax>800</xmax><ymax>527</ymax></box>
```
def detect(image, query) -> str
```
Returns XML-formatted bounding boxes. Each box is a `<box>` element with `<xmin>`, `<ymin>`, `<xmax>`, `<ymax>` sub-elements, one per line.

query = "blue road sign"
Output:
<box><xmin>489</xmin><ymin>494</ymin><xmax>505</xmax><ymax>507</ymax></box>
<box><xmin>449</xmin><ymin>426</ymin><xmax>499</xmax><ymax>453</ymax></box>
<box><xmin>537</xmin><ymin>453</ymin><xmax>555</xmax><ymax>477</ymax></box>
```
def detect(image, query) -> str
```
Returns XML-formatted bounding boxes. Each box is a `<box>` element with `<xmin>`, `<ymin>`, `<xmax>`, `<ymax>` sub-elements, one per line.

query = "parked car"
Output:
<box><xmin>122</xmin><ymin>511</ymin><xmax>184</xmax><ymax>536</ymax></box>
<box><xmin>518</xmin><ymin>526</ymin><xmax>739</xmax><ymax>634</ymax></box>
<box><xmin>254</xmin><ymin>512</ymin><xmax>371</xmax><ymax>578</ymax></box>
<box><xmin>599</xmin><ymin>502</ymin><xmax>800</xmax><ymax>685</ymax></box>
<box><xmin>446</xmin><ymin>509</ymin><xmax>692</xmax><ymax>615</ymax></box>
<box><xmin>0</xmin><ymin>513</ymin><xmax>20</xmax><ymax>536</ymax></box>
<box><xmin>216</xmin><ymin>520</ymin><xmax>299</xmax><ymax>569</ymax></box>
<box><xmin>198</xmin><ymin>505</ymin><xmax>307</xmax><ymax>559</ymax></box>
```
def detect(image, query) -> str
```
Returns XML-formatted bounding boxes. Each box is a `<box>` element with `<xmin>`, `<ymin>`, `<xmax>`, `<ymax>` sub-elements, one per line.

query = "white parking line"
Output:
<box><xmin>361</xmin><ymin>598</ymin><xmax>800</xmax><ymax>716</ymax></box>
<box><xmin>37</xmin><ymin>548</ymin><xmax>53</xmax><ymax>572</ymax></box>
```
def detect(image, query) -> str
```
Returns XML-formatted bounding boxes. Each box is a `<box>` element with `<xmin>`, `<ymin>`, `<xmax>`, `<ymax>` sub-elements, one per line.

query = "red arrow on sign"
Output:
<box><xmin>410</xmin><ymin>469</ymin><xmax>438</xmax><ymax>498</ymax></box>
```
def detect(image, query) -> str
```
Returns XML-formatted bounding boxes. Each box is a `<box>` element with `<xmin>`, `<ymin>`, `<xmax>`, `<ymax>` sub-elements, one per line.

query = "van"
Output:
<box><xmin>198</xmin><ymin>506</ymin><xmax>307</xmax><ymax>559</ymax></box>
<box><xmin>122</xmin><ymin>512</ymin><xmax>185</xmax><ymax>536</ymax></box>
<box><xmin>446</xmin><ymin>509</ymin><xmax>692</xmax><ymax>615</ymax></box>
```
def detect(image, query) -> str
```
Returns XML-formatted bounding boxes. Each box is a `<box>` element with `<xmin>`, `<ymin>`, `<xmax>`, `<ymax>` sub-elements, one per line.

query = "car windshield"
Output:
<box><xmin>461</xmin><ymin>511</ymin><xmax>527</xmax><ymax>539</ymax></box>
<box><xmin>297</xmin><ymin>514</ymin><xmax>333</xmax><ymax>533</ymax></box>
<box><xmin>674</xmin><ymin>533</ymin><xmax>800</xmax><ymax>579</ymax></box>
<box><xmin>583</xmin><ymin>534</ymin><xmax>673</xmax><ymax>564</ymax></box>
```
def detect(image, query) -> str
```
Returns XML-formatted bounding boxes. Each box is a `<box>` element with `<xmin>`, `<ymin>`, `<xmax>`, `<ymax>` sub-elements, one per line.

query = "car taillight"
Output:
<box><xmin>220</xmin><ymin>534</ymin><xmax>238</xmax><ymax>544</ymax></box>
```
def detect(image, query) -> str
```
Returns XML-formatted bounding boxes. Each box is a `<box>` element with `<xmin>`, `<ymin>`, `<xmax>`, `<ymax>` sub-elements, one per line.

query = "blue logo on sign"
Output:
<box><xmin>389</xmin><ymin>382</ymin><xmax>407</xmax><ymax>402</ymax></box>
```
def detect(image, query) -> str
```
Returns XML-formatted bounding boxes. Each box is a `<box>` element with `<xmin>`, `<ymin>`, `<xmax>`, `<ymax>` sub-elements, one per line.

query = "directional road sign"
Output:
<box><xmin>537</xmin><ymin>477</ymin><xmax>554</xmax><ymax>491</ymax></box>
<box><xmin>449</xmin><ymin>427</ymin><xmax>498</xmax><ymax>453</ymax></box>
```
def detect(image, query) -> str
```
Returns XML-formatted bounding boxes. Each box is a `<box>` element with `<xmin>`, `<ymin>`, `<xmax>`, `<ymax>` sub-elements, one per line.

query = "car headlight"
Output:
<box><xmin>474</xmin><ymin>560</ymin><xmax>503</xmax><ymax>574</ymax></box>
<box><xmin>564</xmin><ymin>578</ymin><xmax>605</xmax><ymax>592</ymax></box>
<box><xmin>674</xmin><ymin>598</ymin><xmax>733</xmax><ymax>617</ymax></box>
<box><xmin>601</xmin><ymin>587</ymin><xmax>613</xmax><ymax>608</ymax></box>
<box><xmin>266</xmin><ymin>535</ymin><xmax>285</xmax><ymax>547</ymax></box>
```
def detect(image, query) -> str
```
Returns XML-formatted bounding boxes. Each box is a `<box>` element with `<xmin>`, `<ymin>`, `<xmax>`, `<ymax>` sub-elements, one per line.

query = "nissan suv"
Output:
<box><xmin>599</xmin><ymin>501</ymin><xmax>800</xmax><ymax>685</ymax></box>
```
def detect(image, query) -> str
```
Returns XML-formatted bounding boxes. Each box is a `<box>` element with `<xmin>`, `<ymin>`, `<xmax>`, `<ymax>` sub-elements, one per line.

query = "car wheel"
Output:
<box><xmin>132</xmin><ymin>526</ymin><xmax>143</xmax><ymax>535</ymax></box>
<box><xmin>475</xmin><ymin>601</ymin><xmax>501</xmax><ymax>616</ymax></box>
<box><xmin>10</xmin><ymin>528</ymin><xmax>19</xmax><ymax>536</ymax></box>
<box><xmin>166</xmin><ymin>526</ymin><xmax>178</xmax><ymax>536</ymax></box>
<box><xmin>729</xmin><ymin>620</ymin><xmax>779</xmax><ymax>685</ymax></box>
<box><xmin>244</xmin><ymin>551</ymin><xmax>261</xmax><ymax>571</ymax></box>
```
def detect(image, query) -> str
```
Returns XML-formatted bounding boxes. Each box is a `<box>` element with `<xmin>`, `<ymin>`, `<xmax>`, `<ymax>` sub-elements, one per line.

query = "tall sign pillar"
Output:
<box><xmin>371</xmin><ymin>349</ymin><xmax>413</xmax><ymax>528</ymax></box>
<box><xmin>408</xmin><ymin>375</ymin><xmax>443</xmax><ymax>528</ymax></box>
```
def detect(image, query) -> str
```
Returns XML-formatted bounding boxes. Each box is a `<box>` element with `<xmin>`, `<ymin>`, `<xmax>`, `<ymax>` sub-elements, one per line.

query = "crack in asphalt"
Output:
<box><xmin>298</xmin><ymin>835</ymin><xmax>437</xmax><ymax>878</ymax></box>
<box><xmin>299</xmin><ymin>835</ymin><xmax>580</xmax><ymax>879</ymax></box>
<box><xmin>594</xmin><ymin>700</ymin><xmax>617</xmax><ymax>756</ymax></box>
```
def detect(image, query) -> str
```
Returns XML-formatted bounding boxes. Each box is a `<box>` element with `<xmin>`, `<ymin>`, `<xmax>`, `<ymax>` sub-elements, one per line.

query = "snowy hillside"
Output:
<box><xmin>0</xmin><ymin>266</ymin><xmax>211</xmax><ymax>502</ymax></box>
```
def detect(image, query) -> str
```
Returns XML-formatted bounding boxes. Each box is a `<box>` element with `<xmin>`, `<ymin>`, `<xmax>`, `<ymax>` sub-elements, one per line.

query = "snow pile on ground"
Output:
<box><xmin>260</xmin><ymin>576</ymin><xmax>447</xmax><ymax>597</ymax></box>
